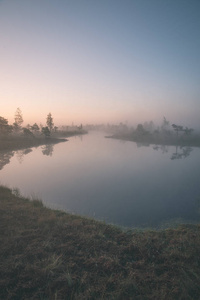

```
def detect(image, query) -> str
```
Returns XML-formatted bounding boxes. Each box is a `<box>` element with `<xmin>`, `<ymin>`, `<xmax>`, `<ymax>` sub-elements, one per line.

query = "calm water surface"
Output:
<box><xmin>0</xmin><ymin>131</ymin><xmax>200</xmax><ymax>228</ymax></box>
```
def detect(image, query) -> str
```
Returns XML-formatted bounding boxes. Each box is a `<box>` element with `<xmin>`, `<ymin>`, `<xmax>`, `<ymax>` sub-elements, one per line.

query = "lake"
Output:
<box><xmin>0</xmin><ymin>131</ymin><xmax>200</xmax><ymax>229</ymax></box>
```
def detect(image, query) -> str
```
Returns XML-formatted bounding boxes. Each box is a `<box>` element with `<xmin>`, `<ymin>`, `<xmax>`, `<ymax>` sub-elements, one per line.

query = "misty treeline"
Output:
<box><xmin>102</xmin><ymin>117</ymin><xmax>200</xmax><ymax>146</ymax></box>
<box><xmin>0</xmin><ymin>108</ymin><xmax>84</xmax><ymax>138</ymax></box>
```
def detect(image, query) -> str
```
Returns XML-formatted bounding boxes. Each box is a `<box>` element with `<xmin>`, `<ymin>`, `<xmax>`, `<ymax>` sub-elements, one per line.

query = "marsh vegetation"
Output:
<box><xmin>0</xmin><ymin>109</ymin><xmax>87</xmax><ymax>151</ymax></box>
<box><xmin>0</xmin><ymin>112</ymin><xmax>200</xmax><ymax>298</ymax></box>
<box><xmin>1</xmin><ymin>185</ymin><xmax>200</xmax><ymax>299</ymax></box>
<box><xmin>105</xmin><ymin>118</ymin><xmax>200</xmax><ymax>147</ymax></box>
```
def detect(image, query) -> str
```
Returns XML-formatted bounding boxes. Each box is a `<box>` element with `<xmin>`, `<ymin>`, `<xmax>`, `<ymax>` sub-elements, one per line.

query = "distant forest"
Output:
<box><xmin>101</xmin><ymin>117</ymin><xmax>200</xmax><ymax>147</ymax></box>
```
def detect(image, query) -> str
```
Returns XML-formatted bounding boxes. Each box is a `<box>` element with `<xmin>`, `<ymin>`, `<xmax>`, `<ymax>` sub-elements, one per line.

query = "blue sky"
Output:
<box><xmin>0</xmin><ymin>0</ymin><xmax>199</xmax><ymax>127</ymax></box>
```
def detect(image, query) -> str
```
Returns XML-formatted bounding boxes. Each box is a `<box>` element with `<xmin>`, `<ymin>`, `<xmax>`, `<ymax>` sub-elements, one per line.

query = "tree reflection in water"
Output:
<box><xmin>41</xmin><ymin>144</ymin><xmax>54</xmax><ymax>156</ymax></box>
<box><xmin>0</xmin><ymin>144</ymin><xmax>54</xmax><ymax>171</ymax></box>
<box><xmin>0</xmin><ymin>148</ymin><xmax>33</xmax><ymax>170</ymax></box>
<box><xmin>171</xmin><ymin>146</ymin><xmax>193</xmax><ymax>160</ymax></box>
<box><xmin>0</xmin><ymin>151</ymin><xmax>14</xmax><ymax>170</ymax></box>
<box><xmin>153</xmin><ymin>145</ymin><xmax>169</xmax><ymax>154</ymax></box>
<box><xmin>152</xmin><ymin>144</ymin><xmax>193</xmax><ymax>160</ymax></box>
<box><xmin>16</xmin><ymin>149</ymin><xmax>32</xmax><ymax>164</ymax></box>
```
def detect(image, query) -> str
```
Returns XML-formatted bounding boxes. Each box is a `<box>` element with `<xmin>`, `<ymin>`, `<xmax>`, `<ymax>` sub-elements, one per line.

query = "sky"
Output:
<box><xmin>0</xmin><ymin>0</ymin><xmax>200</xmax><ymax>128</ymax></box>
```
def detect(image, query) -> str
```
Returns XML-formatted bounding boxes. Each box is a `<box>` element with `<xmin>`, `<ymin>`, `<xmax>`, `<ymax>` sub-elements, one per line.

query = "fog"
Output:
<box><xmin>1</xmin><ymin>0</ymin><xmax>200</xmax><ymax>228</ymax></box>
<box><xmin>0</xmin><ymin>126</ymin><xmax>200</xmax><ymax>228</ymax></box>
<box><xmin>1</xmin><ymin>0</ymin><xmax>200</xmax><ymax>131</ymax></box>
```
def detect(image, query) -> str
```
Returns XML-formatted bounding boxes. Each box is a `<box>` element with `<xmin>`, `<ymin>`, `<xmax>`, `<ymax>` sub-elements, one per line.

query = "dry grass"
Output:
<box><xmin>0</xmin><ymin>185</ymin><xmax>200</xmax><ymax>299</ymax></box>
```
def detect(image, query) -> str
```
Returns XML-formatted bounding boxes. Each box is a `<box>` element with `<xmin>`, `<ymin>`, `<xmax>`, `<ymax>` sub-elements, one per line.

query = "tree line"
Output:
<box><xmin>0</xmin><ymin>108</ymin><xmax>55</xmax><ymax>138</ymax></box>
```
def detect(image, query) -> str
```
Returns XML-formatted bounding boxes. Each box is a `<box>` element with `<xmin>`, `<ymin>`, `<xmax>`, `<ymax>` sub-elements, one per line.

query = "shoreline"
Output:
<box><xmin>106</xmin><ymin>134</ymin><xmax>200</xmax><ymax>148</ymax></box>
<box><xmin>0</xmin><ymin>130</ymin><xmax>87</xmax><ymax>152</ymax></box>
<box><xmin>0</xmin><ymin>136</ymin><xmax>68</xmax><ymax>152</ymax></box>
<box><xmin>0</xmin><ymin>185</ymin><xmax>200</xmax><ymax>299</ymax></box>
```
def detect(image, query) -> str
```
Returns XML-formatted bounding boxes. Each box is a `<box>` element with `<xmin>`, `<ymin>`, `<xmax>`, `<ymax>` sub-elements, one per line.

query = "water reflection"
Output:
<box><xmin>153</xmin><ymin>145</ymin><xmax>169</xmax><ymax>154</ymax></box>
<box><xmin>0</xmin><ymin>151</ymin><xmax>14</xmax><ymax>170</ymax></box>
<box><xmin>152</xmin><ymin>144</ymin><xmax>193</xmax><ymax>159</ymax></box>
<box><xmin>41</xmin><ymin>144</ymin><xmax>54</xmax><ymax>156</ymax></box>
<box><xmin>0</xmin><ymin>148</ymin><xmax>32</xmax><ymax>169</ymax></box>
<box><xmin>136</xmin><ymin>142</ymin><xmax>150</xmax><ymax>148</ymax></box>
<box><xmin>0</xmin><ymin>132</ymin><xmax>199</xmax><ymax>228</ymax></box>
<box><xmin>171</xmin><ymin>146</ymin><xmax>193</xmax><ymax>160</ymax></box>
<box><xmin>136</xmin><ymin>142</ymin><xmax>193</xmax><ymax>160</ymax></box>
<box><xmin>0</xmin><ymin>143</ymin><xmax>54</xmax><ymax>170</ymax></box>
<box><xmin>16</xmin><ymin>149</ymin><xmax>33</xmax><ymax>164</ymax></box>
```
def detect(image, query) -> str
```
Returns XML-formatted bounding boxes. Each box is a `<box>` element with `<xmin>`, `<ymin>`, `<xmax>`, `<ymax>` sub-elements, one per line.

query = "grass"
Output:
<box><xmin>0</xmin><ymin>185</ymin><xmax>200</xmax><ymax>299</ymax></box>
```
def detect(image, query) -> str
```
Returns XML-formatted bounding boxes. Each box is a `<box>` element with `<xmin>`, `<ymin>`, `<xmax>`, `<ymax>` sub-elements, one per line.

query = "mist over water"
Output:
<box><xmin>0</xmin><ymin>131</ymin><xmax>200</xmax><ymax>228</ymax></box>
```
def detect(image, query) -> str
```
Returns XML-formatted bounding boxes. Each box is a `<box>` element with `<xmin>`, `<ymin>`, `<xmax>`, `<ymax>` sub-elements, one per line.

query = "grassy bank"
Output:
<box><xmin>0</xmin><ymin>186</ymin><xmax>200</xmax><ymax>299</ymax></box>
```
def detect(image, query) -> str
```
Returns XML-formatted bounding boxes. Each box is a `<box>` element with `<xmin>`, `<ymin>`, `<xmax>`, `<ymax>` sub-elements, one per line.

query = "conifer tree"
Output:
<box><xmin>46</xmin><ymin>113</ymin><xmax>54</xmax><ymax>132</ymax></box>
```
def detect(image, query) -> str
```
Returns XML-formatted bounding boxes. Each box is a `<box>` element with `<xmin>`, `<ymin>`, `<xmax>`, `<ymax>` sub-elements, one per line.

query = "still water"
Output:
<box><xmin>0</xmin><ymin>131</ymin><xmax>200</xmax><ymax>228</ymax></box>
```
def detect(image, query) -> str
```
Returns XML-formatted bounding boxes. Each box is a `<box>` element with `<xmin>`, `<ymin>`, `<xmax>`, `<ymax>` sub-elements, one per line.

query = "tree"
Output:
<box><xmin>14</xmin><ymin>108</ymin><xmax>23</xmax><ymax>131</ymax></box>
<box><xmin>161</xmin><ymin>117</ymin><xmax>170</xmax><ymax>133</ymax></box>
<box><xmin>136</xmin><ymin>124</ymin><xmax>147</xmax><ymax>135</ymax></box>
<box><xmin>26</xmin><ymin>124</ymin><xmax>32</xmax><ymax>130</ymax></box>
<box><xmin>53</xmin><ymin>126</ymin><xmax>58</xmax><ymax>133</ymax></box>
<box><xmin>172</xmin><ymin>124</ymin><xmax>183</xmax><ymax>137</ymax></box>
<box><xmin>23</xmin><ymin>128</ymin><xmax>35</xmax><ymax>138</ymax></box>
<box><xmin>77</xmin><ymin>124</ymin><xmax>83</xmax><ymax>131</ymax></box>
<box><xmin>31</xmin><ymin>123</ymin><xmax>40</xmax><ymax>133</ymax></box>
<box><xmin>42</xmin><ymin>126</ymin><xmax>50</xmax><ymax>138</ymax></box>
<box><xmin>0</xmin><ymin>116</ymin><xmax>13</xmax><ymax>135</ymax></box>
<box><xmin>143</xmin><ymin>121</ymin><xmax>155</xmax><ymax>133</ymax></box>
<box><xmin>183</xmin><ymin>127</ymin><xmax>193</xmax><ymax>136</ymax></box>
<box><xmin>46</xmin><ymin>113</ymin><xmax>54</xmax><ymax>132</ymax></box>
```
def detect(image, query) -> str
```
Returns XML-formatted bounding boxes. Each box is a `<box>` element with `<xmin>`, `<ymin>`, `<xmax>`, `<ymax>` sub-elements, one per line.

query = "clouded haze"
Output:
<box><xmin>0</xmin><ymin>0</ymin><xmax>199</xmax><ymax>127</ymax></box>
